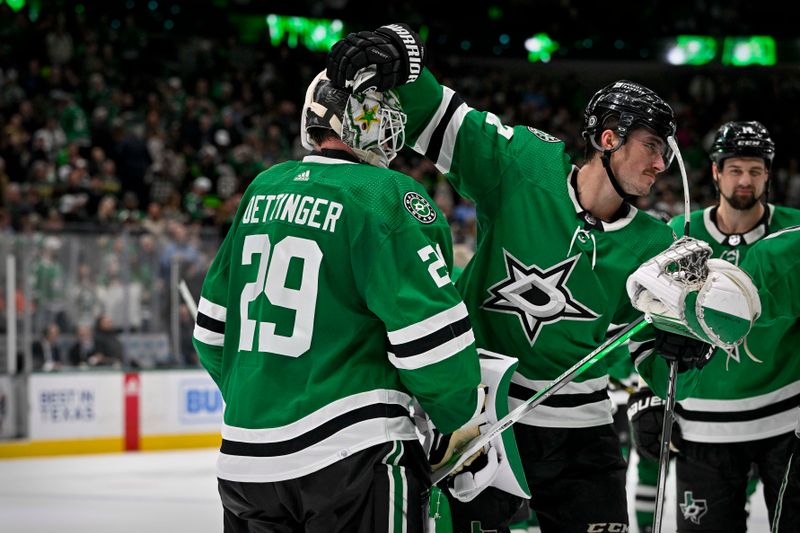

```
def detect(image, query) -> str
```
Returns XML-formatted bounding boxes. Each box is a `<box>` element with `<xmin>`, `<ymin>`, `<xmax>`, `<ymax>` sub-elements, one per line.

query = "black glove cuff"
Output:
<box><xmin>375</xmin><ymin>23</ymin><xmax>425</xmax><ymax>84</ymax></box>
<box><xmin>428</xmin><ymin>430</ymin><xmax>451</xmax><ymax>465</ymax></box>
<box><xmin>654</xmin><ymin>329</ymin><xmax>713</xmax><ymax>372</ymax></box>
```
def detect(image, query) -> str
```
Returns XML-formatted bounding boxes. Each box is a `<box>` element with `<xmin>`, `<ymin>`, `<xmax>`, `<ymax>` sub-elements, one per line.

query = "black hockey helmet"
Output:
<box><xmin>300</xmin><ymin>71</ymin><xmax>351</xmax><ymax>151</ymax></box>
<box><xmin>709</xmin><ymin>121</ymin><xmax>775</xmax><ymax>168</ymax></box>
<box><xmin>582</xmin><ymin>80</ymin><xmax>676</xmax><ymax>159</ymax></box>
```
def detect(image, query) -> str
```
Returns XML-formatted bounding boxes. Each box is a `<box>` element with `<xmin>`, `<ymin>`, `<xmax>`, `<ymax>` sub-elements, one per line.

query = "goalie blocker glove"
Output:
<box><xmin>327</xmin><ymin>23</ymin><xmax>425</xmax><ymax>94</ymax></box>
<box><xmin>627</xmin><ymin>386</ymin><xmax>682</xmax><ymax>461</ymax></box>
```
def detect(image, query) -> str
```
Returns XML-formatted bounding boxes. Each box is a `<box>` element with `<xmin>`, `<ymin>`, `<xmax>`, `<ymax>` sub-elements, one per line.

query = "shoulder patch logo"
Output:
<box><xmin>526</xmin><ymin>127</ymin><xmax>561</xmax><ymax>143</ymax></box>
<box><xmin>404</xmin><ymin>192</ymin><xmax>437</xmax><ymax>224</ymax></box>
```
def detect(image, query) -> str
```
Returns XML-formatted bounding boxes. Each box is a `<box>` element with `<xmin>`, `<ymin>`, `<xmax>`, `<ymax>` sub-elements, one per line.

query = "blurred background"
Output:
<box><xmin>0</xmin><ymin>0</ymin><xmax>797</xmax><ymax>449</ymax></box>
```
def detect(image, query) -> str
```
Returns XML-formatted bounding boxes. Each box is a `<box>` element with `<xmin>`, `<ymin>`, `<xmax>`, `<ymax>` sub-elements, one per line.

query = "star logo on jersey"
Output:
<box><xmin>526</xmin><ymin>126</ymin><xmax>561</xmax><ymax>143</ymax></box>
<box><xmin>355</xmin><ymin>105</ymin><xmax>380</xmax><ymax>130</ymax></box>
<box><xmin>483</xmin><ymin>250</ymin><xmax>598</xmax><ymax>345</ymax></box>
<box><xmin>403</xmin><ymin>192</ymin><xmax>437</xmax><ymax>224</ymax></box>
<box><xmin>680</xmin><ymin>491</ymin><xmax>708</xmax><ymax>525</ymax></box>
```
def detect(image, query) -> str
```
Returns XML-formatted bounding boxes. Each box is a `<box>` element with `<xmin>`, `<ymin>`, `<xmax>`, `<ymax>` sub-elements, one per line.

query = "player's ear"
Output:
<box><xmin>600</xmin><ymin>129</ymin><xmax>620</xmax><ymax>150</ymax></box>
<box><xmin>711</xmin><ymin>162</ymin><xmax>720</xmax><ymax>189</ymax></box>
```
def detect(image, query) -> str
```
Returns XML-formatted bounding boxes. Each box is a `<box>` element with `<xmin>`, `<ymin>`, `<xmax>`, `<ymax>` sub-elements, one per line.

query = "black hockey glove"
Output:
<box><xmin>654</xmin><ymin>328</ymin><xmax>714</xmax><ymax>372</ymax></box>
<box><xmin>327</xmin><ymin>23</ymin><xmax>425</xmax><ymax>93</ymax></box>
<box><xmin>626</xmin><ymin>386</ymin><xmax>682</xmax><ymax>461</ymax></box>
<box><xmin>428</xmin><ymin>429</ymin><xmax>453</xmax><ymax>467</ymax></box>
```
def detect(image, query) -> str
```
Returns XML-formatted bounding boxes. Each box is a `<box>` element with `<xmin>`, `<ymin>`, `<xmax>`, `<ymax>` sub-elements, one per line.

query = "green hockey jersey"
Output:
<box><xmin>394</xmin><ymin>68</ymin><xmax>695</xmax><ymax>428</ymax></box>
<box><xmin>193</xmin><ymin>151</ymin><xmax>481</xmax><ymax>482</ymax></box>
<box><xmin>670</xmin><ymin>205</ymin><xmax>800</xmax><ymax>442</ymax></box>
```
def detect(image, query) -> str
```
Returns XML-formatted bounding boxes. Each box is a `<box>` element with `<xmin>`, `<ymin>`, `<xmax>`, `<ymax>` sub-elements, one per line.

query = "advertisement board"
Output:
<box><xmin>28</xmin><ymin>373</ymin><xmax>123</xmax><ymax>440</ymax></box>
<box><xmin>140</xmin><ymin>370</ymin><xmax>223</xmax><ymax>436</ymax></box>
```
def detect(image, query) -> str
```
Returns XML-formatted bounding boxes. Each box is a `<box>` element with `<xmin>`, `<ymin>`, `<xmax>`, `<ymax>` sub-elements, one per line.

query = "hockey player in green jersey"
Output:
<box><xmin>192</xmin><ymin>71</ymin><xmax>486</xmax><ymax>533</ymax></box>
<box><xmin>629</xmin><ymin>121</ymin><xmax>800</xmax><ymax>532</ymax></box>
<box><xmin>326</xmin><ymin>24</ymin><xmax>760</xmax><ymax>533</ymax></box>
<box><xmin>737</xmin><ymin>226</ymin><xmax>800</xmax><ymax>533</ymax></box>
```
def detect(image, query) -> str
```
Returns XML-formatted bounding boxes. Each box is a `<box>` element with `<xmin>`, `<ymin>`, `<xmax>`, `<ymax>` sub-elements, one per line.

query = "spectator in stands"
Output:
<box><xmin>159</xmin><ymin>221</ymin><xmax>199</xmax><ymax>280</ymax></box>
<box><xmin>32</xmin><ymin>321</ymin><xmax>65</xmax><ymax>372</ymax></box>
<box><xmin>94</xmin><ymin>314</ymin><xmax>125</xmax><ymax>367</ymax></box>
<box><xmin>68</xmin><ymin>262</ymin><xmax>100</xmax><ymax>329</ymax></box>
<box><xmin>97</xmin><ymin>256</ymin><xmax>143</xmax><ymax>332</ymax></box>
<box><xmin>67</xmin><ymin>322</ymin><xmax>98</xmax><ymax>367</ymax></box>
<box><xmin>31</xmin><ymin>236</ymin><xmax>65</xmax><ymax>331</ymax></box>
<box><xmin>68</xmin><ymin>316</ymin><xmax>123</xmax><ymax>368</ymax></box>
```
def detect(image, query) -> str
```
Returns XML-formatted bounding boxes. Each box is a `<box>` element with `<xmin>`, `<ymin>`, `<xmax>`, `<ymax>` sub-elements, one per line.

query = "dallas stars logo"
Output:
<box><xmin>403</xmin><ymin>192</ymin><xmax>437</xmax><ymax>223</ymax></box>
<box><xmin>355</xmin><ymin>105</ymin><xmax>380</xmax><ymax>130</ymax></box>
<box><xmin>680</xmin><ymin>491</ymin><xmax>708</xmax><ymax>525</ymax></box>
<box><xmin>483</xmin><ymin>250</ymin><xmax>598</xmax><ymax>345</ymax></box>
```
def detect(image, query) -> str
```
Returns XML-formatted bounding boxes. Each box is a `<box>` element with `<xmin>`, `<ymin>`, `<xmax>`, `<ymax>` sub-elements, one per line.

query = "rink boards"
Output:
<box><xmin>0</xmin><ymin>369</ymin><xmax>222</xmax><ymax>458</ymax></box>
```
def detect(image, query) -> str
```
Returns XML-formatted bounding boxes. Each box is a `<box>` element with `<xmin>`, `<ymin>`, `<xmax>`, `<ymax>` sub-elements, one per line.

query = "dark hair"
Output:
<box><xmin>308</xmin><ymin>127</ymin><xmax>338</xmax><ymax>147</ymax></box>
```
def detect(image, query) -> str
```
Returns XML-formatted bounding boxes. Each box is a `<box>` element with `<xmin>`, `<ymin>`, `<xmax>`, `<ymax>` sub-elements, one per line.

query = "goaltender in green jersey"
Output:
<box><xmin>193</xmin><ymin>72</ymin><xmax>483</xmax><ymax>533</ymax></box>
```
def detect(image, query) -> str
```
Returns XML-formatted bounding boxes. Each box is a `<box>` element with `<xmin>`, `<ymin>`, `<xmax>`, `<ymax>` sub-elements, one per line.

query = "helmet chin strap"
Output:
<box><xmin>601</xmin><ymin>150</ymin><xmax>637</xmax><ymax>202</ymax></box>
<box><xmin>590</xmin><ymin>136</ymin><xmax>637</xmax><ymax>202</ymax></box>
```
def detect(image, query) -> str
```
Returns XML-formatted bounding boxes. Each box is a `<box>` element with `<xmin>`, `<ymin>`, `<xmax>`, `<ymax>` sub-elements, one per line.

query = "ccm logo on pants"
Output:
<box><xmin>587</xmin><ymin>524</ymin><xmax>628</xmax><ymax>532</ymax></box>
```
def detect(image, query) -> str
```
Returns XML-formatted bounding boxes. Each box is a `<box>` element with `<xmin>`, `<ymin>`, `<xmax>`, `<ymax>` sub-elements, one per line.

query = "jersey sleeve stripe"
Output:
<box><xmin>196</xmin><ymin>312</ymin><xmax>225</xmax><ymax>334</ymax></box>
<box><xmin>198</xmin><ymin>296</ymin><xmax>227</xmax><ymax>322</ymax></box>
<box><xmin>386</xmin><ymin>302</ymin><xmax>469</xmax><ymax>344</ymax></box>
<box><xmin>193</xmin><ymin>324</ymin><xmax>224</xmax><ymax>346</ymax></box>
<box><xmin>435</xmin><ymin>102</ymin><xmax>471</xmax><ymax>175</ymax></box>
<box><xmin>388</xmin><ymin>316</ymin><xmax>472</xmax><ymax>357</ymax></box>
<box><xmin>412</xmin><ymin>86</ymin><xmax>456</xmax><ymax>155</ymax></box>
<box><xmin>630</xmin><ymin>339</ymin><xmax>655</xmax><ymax>368</ymax></box>
<box><xmin>424</xmin><ymin>92</ymin><xmax>464</xmax><ymax>163</ymax></box>
<box><xmin>388</xmin><ymin>329</ymin><xmax>475</xmax><ymax>370</ymax></box>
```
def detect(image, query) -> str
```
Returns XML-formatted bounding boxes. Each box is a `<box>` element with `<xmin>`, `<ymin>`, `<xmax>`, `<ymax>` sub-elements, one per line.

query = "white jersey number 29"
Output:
<box><xmin>239</xmin><ymin>234</ymin><xmax>322</xmax><ymax>357</ymax></box>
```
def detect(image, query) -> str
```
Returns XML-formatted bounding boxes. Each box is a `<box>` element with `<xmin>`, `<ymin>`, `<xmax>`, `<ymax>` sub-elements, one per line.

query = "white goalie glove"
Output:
<box><xmin>626</xmin><ymin>237</ymin><xmax>761</xmax><ymax>349</ymax></box>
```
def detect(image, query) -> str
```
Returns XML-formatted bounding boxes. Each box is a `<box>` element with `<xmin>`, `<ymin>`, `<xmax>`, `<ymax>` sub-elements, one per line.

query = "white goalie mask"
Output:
<box><xmin>300</xmin><ymin>71</ymin><xmax>349</xmax><ymax>152</ymax></box>
<box><xmin>341</xmin><ymin>89</ymin><xmax>407</xmax><ymax>168</ymax></box>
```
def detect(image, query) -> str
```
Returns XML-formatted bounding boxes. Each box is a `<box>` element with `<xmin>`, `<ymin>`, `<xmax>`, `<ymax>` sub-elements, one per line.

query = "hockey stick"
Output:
<box><xmin>651</xmin><ymin>136</ymin><xmax>692</xmax><ymax>533</ymax></box>
<box><xmin>431</xmin><ymin>316</ymin><xmax>648</xmax><ymax>485</ymax></box>
<box><xmin>179</xmin><ymin>279</ymin><xmax>198</xmax><ymax>319</ymax></box>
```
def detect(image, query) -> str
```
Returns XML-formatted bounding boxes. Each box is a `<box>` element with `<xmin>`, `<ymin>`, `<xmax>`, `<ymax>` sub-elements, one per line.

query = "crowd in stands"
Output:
<box><xmin>3</xmin><ymin>3</ymin><xmax>800</xmax><ymax>370</ymax></box>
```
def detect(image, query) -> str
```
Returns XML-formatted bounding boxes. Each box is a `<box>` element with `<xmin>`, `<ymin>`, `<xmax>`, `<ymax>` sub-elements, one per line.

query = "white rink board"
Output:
<box><xmin>0</xmin><ymin>375</ymin><xmax>16</xmax><ymax>438</ymax></box>
<box><xmin>28</xmin><ymin>373</ymin><xmax>123</xmax><ymax>440</ymax></box>
<box><xmin>139</xmin><ymin>370</ymin><xmax>223</xmax><ymax>435</ymax></box>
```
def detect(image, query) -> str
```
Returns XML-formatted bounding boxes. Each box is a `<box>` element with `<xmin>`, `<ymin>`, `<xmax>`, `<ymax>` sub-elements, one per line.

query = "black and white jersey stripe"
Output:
<box><xmin>630</xmin><ymin>337</ymin><xmax>656</xmax><ymax>370</ymax></box>
<box><xmin>677</xmin><ymin>380</ymin><xmax>800</xmax><ymax>443</ymax></box>
<box><xmin>217</xmin><ymin>389</ymin><xmax>418</xmax><ymax>482</ymax></box>
<box><xmin>410</xmin><ymin>86</ymin><xmax>473</xmax><ymax>175</ymax></box>
<box><xmin>508</xmin><ymin>374</ymin><xmax>613</xmax><ymax>427</ymax></box>
<box><xmin>386</xmin><ymin>302</ymin><xmax>475</xmax><ymax>370</ymax></box>
<box><xmin>193</xmin><ymin>297</ymin><xmax>226</xmax><ymax>346</ymax></box>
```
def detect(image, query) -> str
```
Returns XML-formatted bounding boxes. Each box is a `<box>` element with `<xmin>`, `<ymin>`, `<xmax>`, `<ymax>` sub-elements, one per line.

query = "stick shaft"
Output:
<box><xmin>431</xmin><ymin>317</ymin><xmax>648</xmax><ymax>484</ymax></box>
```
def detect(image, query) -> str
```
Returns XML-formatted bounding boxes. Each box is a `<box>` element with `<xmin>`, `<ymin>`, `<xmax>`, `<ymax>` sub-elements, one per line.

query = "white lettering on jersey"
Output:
<box><xmin>241</xmin><ymin>194</ymin><xmax>343</xmax><ymax>234</ymax></box>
